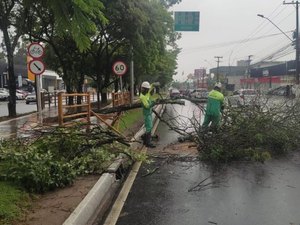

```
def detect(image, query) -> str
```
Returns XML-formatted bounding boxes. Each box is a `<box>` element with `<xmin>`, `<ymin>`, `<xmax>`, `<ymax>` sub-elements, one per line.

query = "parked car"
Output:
<box><xmin>17</xmin><ymin>89</ymin><xmax>28</xmax><ymax>98</ymax></box>
<box><xmin>25</xmin><ymin>91</ymin><xmax>52</xmax><ymax>104</ymax></box>
<box><xmin>190</xmin><ymin>89</ymin><xmax>209</xmax><ymax>99</ymax></box>
<box><xmin>25</xmin><ymin>92</ymin><xmax>37</xmax><ymax>104</ymax></box>
<box><xmin>16</xmin><ymin>90</ymin><xmax>27</xmax><ymax>100</ymax></box>
<box><xmin>227</xmin><ymin>89</ymin><xmax>259</xmax><ymax>106</ymax></box>
<box><xmin>0</xmin><ymin>90</ymin><xmax>9</xmax><ymax>101</ymax></box>
<box><xmin>170</xmin><ymin>89</ymin><xmax>181</xmax><ymax>99</ymax></box>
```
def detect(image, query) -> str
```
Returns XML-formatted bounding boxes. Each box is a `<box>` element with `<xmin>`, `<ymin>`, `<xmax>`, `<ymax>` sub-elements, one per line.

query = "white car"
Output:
<box><xmin>190</xmin><ymin>89</ymin><xmax>209</xmax><ymax>99</ymax></box>
<box><xmin>227</xmin><ymin>89</ymin><xmax>259</xmax><ymax>107</ymax></box>
<box><xmin>170</xmin><ymin>89</ymin><xmax>181</xmax><ymax>99</ymax></box>
<box><xmin>16</xmin><ymin>91</ymin><xmax>26</xmax><ymax>100</ymax></box>
<box><xmin>25</xmin><ymin>93</ymin><xmax>37</xmax><ymax>104</ymax></box>
<box><xmin>0</xmin><ymin>90</ymin><xmax>9</xmax><ymax>101</ymax></box>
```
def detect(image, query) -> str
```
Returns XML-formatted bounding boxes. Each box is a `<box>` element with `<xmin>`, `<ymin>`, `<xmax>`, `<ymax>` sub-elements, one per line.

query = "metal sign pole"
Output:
<box><xmin>36</xmin><ymin>75</ymin><xmax>43</xmax><ymax>124</ymax></box>
<box><xmin>120</xmin><ymin>76</ymin><xmax>123</xmax><ymax>92</ymax></box>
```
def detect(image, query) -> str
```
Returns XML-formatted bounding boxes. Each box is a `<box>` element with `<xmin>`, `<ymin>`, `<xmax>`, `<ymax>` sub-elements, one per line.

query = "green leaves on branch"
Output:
<box><xmin>0</xmin><ymin>124</ymin><xmax>133</xmax><ymax>193</ymax></box>
<box><xmin>195</xmin><ymin>99</ymin><xmax>300</xmax><ymax>163</ymax></box>
<box><xmin>44</xmin><ymin>0</ymin><xmax>107</xmax><ymax>51</ymax></box>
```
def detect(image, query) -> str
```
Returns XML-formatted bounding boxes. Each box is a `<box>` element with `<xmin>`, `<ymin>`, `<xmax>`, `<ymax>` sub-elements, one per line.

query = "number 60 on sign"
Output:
<box><xmin>112</xmin><ymin>61</ymin><xmax>127</xmax><ymax>76</ymax></box>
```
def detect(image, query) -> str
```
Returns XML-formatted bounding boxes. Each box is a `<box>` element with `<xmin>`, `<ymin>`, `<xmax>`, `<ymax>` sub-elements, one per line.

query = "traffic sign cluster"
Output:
<box><xmin>27</xmin><ymin>43</ymin><xmax>45</xmax><ymax>75</ymax></box>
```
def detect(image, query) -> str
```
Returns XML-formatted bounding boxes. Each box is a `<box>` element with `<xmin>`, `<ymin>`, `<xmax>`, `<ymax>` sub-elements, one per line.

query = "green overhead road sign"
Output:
<box><xmin>174</xmin><ymin>11</ymin><xmax>200</xmax><ymax>32</ymax></box>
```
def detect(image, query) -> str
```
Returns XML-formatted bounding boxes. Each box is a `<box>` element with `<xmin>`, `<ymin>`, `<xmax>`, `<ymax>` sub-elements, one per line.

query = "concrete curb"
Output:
<box><xmin>63</xmin><ymin>173</ymin><xmax>117</xmax><ymax>225</ymax></box>
<box><xmin>63</xmin><ymin>103</ymin><xmax>165</xmax><ymax>225</ymax></box>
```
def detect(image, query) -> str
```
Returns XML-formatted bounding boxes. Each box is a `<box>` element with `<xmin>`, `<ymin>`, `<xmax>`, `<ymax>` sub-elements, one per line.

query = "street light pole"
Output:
<box><xmin>297</xmin><ymin>2</ymin><xmax>299</xmax><ymax>84</ymax></box>
<box><xmin>273</xmin><ymin>1</ymin><xmax>298</xmax><ymax>84</ymax></box>
<box><xmin>257</xmin><ymin>12</ymin><xmax>297</xmax><ymax>84</ymax></box>
<box><xmin>257</xmin><ymin>14</ymin><xmax>293</xmax><ymax>42</ymax></box>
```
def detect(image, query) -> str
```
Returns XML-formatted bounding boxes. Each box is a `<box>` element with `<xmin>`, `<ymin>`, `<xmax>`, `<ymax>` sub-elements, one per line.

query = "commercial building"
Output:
<box><xmin>0</xmin><ymin>61</ymin><xmax>63</xmax><ymax>91</ymax></box>
<box><xmin>209</xmin><ymin>60</ymin><xmax>296</xmax><ymax>91</ymax></box>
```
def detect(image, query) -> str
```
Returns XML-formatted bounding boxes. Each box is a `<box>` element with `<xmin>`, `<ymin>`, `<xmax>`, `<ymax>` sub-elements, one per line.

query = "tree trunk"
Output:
<box><xmin>101</xmin><ymin>91</ymin><xmax>107</xmax><ymax>103</ymax></box>
<box><xmin>2</xmin><ymin>30</ymin><xmax>17</xmax><ymax>117</ymax></box>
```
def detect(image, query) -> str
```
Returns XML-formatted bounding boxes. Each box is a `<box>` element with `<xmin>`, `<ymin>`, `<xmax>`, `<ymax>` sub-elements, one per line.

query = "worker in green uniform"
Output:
<box><xmin>202</xmin><ymin>82</ymin><xmax>224</xmax><ymax>129</ymax></box>
<box><xmin>139</xmin><ymin>81</ymin><xmax>158</xmax><ymax>148</ymax></box>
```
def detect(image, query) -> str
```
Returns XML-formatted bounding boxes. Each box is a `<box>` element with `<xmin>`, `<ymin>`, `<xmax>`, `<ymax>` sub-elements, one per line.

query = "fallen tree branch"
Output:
<box><xmin>93</xmin><ymin>99</ymin><xmax>185</xmax><ymax>114</ymax></box>
<box><xmin>142</xmin><ymin>167</ymin><xmax>160</xmax><ymax>177</ymax></box>
<box><xmin>152</xmin><ymin>109</ymin><xmax>190</xmax><ymax>136</ymax></box>
<box><xmin>181</xmin><ymin>96</ymin><xmax>207</xmax><ymax>104</ymax></box>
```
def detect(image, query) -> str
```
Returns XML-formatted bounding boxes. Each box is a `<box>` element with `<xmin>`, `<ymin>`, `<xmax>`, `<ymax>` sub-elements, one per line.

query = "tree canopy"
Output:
<box><xmin>0</xmin><ymin>0</ymin><xmax>182</xmax><ymax>115</ymax></box>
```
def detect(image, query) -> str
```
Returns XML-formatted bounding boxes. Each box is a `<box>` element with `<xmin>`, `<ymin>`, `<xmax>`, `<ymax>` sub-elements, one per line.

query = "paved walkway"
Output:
<box><xmin>0</xmin><ymin>106</ymin><xmax>59</xmax><ymax>139</ymax></box>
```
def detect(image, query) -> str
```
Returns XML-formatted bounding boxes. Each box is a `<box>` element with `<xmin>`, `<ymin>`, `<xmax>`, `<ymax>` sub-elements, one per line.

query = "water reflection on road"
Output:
<box><xmin>154</xmin><ymin>100</ymin><xmax>204</xmax><ymax>149</ymax></box>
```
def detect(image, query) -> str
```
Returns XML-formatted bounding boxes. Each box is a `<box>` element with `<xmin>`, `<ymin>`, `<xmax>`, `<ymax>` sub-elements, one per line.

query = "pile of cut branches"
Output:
<box><xmin>156</xmin><ymin>97</ymin><xmax>300</xmax><ymax>163</ymax></box>
<box><xmin>194</xmin><ymin>97</ymin><xmax>300</xmax><ymax>163</ymax></box>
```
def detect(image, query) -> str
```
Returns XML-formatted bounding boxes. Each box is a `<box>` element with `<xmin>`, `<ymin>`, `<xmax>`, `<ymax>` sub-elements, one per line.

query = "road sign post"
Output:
<box><xmin>112</xmin><ymin>61</ymin><xmax>128</xmax><ymax>92</ymax></box>
<box><xmin>27</xmin><ymin>43</ymin><xmax>45</xmax><ymax>124</ymax></box>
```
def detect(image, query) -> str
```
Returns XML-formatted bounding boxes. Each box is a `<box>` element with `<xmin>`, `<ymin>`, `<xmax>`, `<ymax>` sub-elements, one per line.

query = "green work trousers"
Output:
<box><xmin>202</xmin><ymin>114</ymin><xmax>220</xmax><ymax>128</ymax></box>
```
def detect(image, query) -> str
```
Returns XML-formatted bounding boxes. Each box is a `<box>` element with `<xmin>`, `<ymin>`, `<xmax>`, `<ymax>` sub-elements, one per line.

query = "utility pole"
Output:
<box><xmin>284</xmin><ymin>0</ymin><xmax>299</xmax><ymax>84</ymax></box>
<box><xmin>130</xmin><ymin>45</ymin><xmax>134</xmax><ymax>104</ymax></box>
<box><xmin>247</xmin><ymin>55</ymin><xmax>253</xmax><ymax>88</ymax></box>
<box><xmin>214</xmin><ymin>56</ymin><xmax>223</xmax><ymax>82</ymax></box>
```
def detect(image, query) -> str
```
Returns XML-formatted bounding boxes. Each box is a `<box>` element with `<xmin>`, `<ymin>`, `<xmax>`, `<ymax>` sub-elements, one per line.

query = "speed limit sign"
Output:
<box><xmin>112</xmin><ymin>61</ymin><xmax>127</xmax><ymax>76</ymax></box>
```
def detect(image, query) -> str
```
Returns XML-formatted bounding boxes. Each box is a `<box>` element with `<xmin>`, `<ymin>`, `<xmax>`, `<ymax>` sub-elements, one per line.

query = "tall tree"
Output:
<box><xmin>0</xmin><ymin>0</ymin><xmax>29</xmax><ymax>116</ymax></box>
<box><xmin>89</xmin><ymin>0</ymin><xmax>180</xmax><ymax>100</ymax></box>
<box><xmin>0</xmin><ymin>0</ymin><xmax>106</xmax><ymax>117</ymax></box>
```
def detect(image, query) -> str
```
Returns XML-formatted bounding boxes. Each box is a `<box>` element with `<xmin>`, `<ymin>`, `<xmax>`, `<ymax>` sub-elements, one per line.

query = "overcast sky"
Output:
<box><xmin>170</xmin><ymin>0</ymin><xmax>296</xmax><ymax>81</ymax></box>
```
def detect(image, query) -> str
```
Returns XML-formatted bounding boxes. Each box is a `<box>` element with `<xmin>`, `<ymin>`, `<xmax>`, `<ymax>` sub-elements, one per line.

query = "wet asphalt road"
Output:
<box><xmin>116</xmin><ymin>102</ymin><xmax>300</xmax><ymax>225</ymax></box>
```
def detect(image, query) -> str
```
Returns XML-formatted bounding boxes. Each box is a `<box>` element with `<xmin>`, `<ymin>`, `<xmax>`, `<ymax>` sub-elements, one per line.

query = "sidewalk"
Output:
<box><xmin>0</xmin><ymin>106</ymin><xmax>58</xmax><ymax>139</ymax></box>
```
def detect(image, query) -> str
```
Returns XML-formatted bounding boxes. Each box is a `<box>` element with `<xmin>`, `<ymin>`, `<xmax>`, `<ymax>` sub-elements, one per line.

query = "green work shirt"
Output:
<box><xmin>139</xmin><ymin>85</ymin><xmax>155</xmax><ymax>132</ymax></box>
<box><xmin>205</xmin><ymin>89</ymin><xmax>224</xmax><ymax>116</ymax></box>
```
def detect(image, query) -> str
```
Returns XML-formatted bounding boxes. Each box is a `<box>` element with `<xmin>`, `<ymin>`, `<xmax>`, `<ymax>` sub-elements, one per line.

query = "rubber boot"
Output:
<box><xmin>145</xmin><ymin>132</ymin><xmax>156</xmax><ymax>148</ymax></box>
<box><xmin>141</xmin><ymin>133</ymin><xmax>146</xmax><ymax>145</ymax></box>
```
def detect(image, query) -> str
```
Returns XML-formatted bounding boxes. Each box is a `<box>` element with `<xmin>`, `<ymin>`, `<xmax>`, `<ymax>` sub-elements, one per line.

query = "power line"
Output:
<box><xmin>179</xmin><ymin>31</ymin><xmax>293</xmax><ymax>54</ymax></box>
<box><xmin>227</xmin><ymin>2</ymin><xmax>293</xmax><ymax>65</ymax></box>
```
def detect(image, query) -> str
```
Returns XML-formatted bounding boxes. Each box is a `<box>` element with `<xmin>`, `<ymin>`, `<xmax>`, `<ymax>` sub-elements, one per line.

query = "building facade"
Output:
<box><xmin>209</xmin><ymin>60</ymin><xmax>296</xmax><ymax>91</ymax></box>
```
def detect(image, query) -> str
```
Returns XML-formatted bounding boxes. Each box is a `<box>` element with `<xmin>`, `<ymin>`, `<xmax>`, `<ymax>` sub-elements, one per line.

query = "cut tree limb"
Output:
<box><xmin>93</xmin><ymin>99</ymin><xmax>185</xmax><ymax>114</ymax></box>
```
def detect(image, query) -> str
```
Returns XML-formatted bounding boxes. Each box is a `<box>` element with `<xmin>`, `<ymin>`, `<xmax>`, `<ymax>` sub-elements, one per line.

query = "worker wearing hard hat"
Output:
<box><xmin>139</xmin><ymin>81</ymin><xmax>159</xmax><ymax>148</ymax></box>
<box><xmin>202</xmin><ymin>82</ymin><xmax>224</xmax><ymax>129</ymax></box>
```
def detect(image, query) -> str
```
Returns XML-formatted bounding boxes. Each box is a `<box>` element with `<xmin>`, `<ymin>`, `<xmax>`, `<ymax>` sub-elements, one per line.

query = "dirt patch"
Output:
<box><xmin>14</xmin><ymin>175</ymin><xmax>100</xmax><ymax>225</ymax></box>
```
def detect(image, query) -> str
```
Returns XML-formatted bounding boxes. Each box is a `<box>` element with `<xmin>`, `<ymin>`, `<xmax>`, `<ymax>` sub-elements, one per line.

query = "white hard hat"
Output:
<box><xmin>141</xmin><ymin>81</ymin><xmax>151</xmax><ymax>89</ymax></box>
<box><xmin>215</xmin><ymin>82</ymin><xmax>222</xmax><ymax>88</ymax></box>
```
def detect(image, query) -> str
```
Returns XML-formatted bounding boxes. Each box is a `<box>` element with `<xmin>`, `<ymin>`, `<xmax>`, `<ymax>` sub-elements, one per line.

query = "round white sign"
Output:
<box><xmin>28</xmin><ymin>43</ymin><xmax>44</xmax><ymax>59</ymax></box>
<box><xmin>112</xmin><ymin>61</ymin><xmax>127</xmax><ymax>76</ymax></box>
<box><xmin>29</xmin><ymin>59</ymin><xmax>45</xmax><ymax>75</ymax></box>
